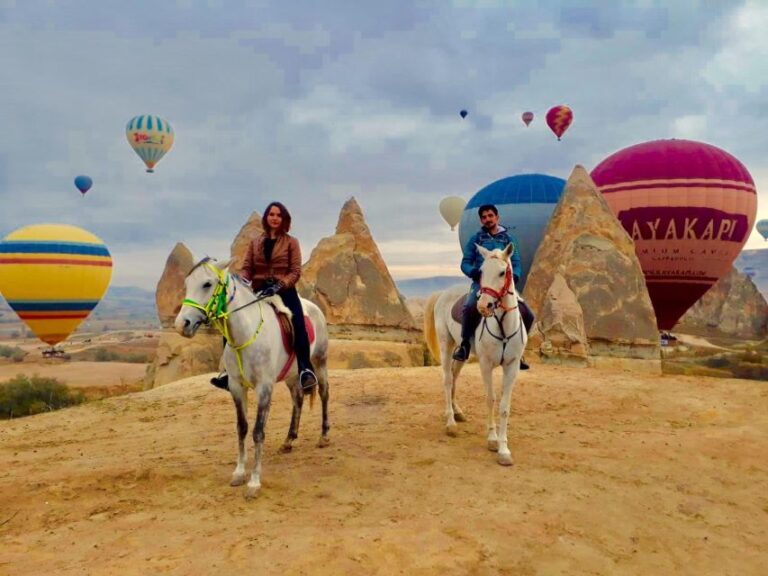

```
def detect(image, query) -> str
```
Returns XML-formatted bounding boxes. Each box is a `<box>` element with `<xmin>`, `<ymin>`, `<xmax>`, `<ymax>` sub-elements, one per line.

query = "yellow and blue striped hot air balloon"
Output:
<box><xmin>0</xmin><ymin>224</ymin><xmax>113</xmax><ymax>346</ymax></box>
<box><xmin>125</xmin><ymin>114</ymin><xmax>174</xmax><ymax>173</ymax></box>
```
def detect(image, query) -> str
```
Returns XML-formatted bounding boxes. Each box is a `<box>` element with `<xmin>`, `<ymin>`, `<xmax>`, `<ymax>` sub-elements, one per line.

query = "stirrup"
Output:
<box><xmin>210</xmin><ymin>372</ymin><xmax>229</xmax><ymax>390</ymax></box>
<box><xmin>299</xmin><ymin>368</ymin><xmax>317</xmax><ymax>391</ymax></box>
<box><xmin>452</xmin><ymin>341</ymin><xmax>470</xmax><ymax>362</ymax></box>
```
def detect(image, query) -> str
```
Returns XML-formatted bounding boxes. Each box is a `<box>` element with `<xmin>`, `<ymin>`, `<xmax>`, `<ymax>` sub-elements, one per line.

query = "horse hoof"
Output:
<box><xmin>278</xmin><ymin>443</ymin><xmax>293</xmax><ymax>454</ymax></box>
<box><xmin>454</xmin><ymin>412</ymin><xmax>468</xmax><ymax>423</ymax></box>
<box><xmin>446</xmin><ymin>424</ymin><xmax>459</xmax><ymax>437</ymax></box>
<box><xmin>230</xmin><ymin>474</ymin><xmax>247</xmax><ymax>487</ymax></box>
<box><xmin>317</xmin><ymin>436</ymin><xmax>330</xmax><ymax>448</ymax></box>
<box><xmin>497</xmin><ymin>453</ymin><xmax>514</xmax><ymax>467</ymax></box>
<box><xmin>487</xmin><ymin>439</ymin><xmax>499</xmax><ymax>452</ymax></box>
<box><xmin>244</xmin><ymin>484</ymin><xmax>261</xmax><ymax>500</ymax></box>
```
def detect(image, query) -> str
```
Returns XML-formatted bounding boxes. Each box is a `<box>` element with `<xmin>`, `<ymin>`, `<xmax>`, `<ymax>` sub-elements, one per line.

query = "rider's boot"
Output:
<box><xmin>292</xmin><ymin>311</ymin><xmax>317</xmax><ymax>392</ymax></box>
<box><xmin>452</xmin><ymin>305</ymin><xmax>477</xmax><ymax>362</ymax></box>
<box><xmin>210</xmin><ymin>372</ymin><xmax>229</xmax><ymax>390</ymax></box>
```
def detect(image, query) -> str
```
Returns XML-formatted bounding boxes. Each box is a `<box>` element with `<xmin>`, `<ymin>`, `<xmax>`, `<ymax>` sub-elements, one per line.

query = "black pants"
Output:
<box><xmin>276</xmin><ymin>287</ymin><xmax>313</xmax><ymax>370</ymax></box>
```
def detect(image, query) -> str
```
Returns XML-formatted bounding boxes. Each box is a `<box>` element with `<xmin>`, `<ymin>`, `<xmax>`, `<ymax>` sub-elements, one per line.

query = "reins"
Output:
<box><xmin>478</xmin><ymin>262</ymin><xmax>524</xmax><ymax>365</ymax></box>
<box><xmin>182</xmin><ymin>263</ymin><xmax>270</xmax><ymax>389</ymax></box>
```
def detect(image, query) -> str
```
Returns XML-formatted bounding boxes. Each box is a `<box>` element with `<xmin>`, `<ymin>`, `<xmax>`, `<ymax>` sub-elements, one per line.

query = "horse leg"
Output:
<box><xmin>316</xmin><ymin>362</ymin><xmax>330</xmax><ymax>447</ymax></box>
<box><xmin>440</xmin><ymin>339</ymin><xmax>460</xmax><ymax>436</ymax></box>
<box><xmin>478</xmin><ymin>356</ymin><xmax>498</xmax><ymax>452</ymax></box>
<box><xmin>230</xmin><ymin>387</ymin><xmax>248</xmax><ymax>486</ymax></box>
<box><xmin>246</xmin><ymin>384</ymin><xmax>273</xmax><ymax>499</ymax></box>
<box><xmin>451</xmin><ymin>373</ymin><xmax>467</xmax><ymax>422</ymax></box>
<box><xmin>496</xmin><ymin>362</ymin><xmax>520</xmax><ymax>467</ymax></box>
<box><xmin>280</xmin><ymin>376</ymin><xmax>301</xmax><ymax>453</ymax></box>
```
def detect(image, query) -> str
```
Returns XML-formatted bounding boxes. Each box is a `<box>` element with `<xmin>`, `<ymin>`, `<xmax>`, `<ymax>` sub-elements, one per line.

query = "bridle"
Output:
<box><xmin>478</xmin><ymin>263</ymin><xmax>518</xmax><ymax>313</ymax></box>
<box><xmin>478</xmin><ymin>259</ymin><xmax>523</xmax><ymax>365</ymax></box>
<box><xmin>181</xmin><ymin>262</ymin><xmax>270</xmax><ymax>389</ymax></box>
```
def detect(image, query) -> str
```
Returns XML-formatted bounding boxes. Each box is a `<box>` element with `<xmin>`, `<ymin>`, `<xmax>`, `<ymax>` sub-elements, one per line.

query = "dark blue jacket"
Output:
<box><xmin>460</xmin><ymin>225</ymin><xmax>522</xmax><ymax>286</ymax></box>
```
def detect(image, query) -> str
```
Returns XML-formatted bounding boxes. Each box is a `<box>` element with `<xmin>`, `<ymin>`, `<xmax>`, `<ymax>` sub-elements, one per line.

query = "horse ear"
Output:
<box><xmin>476</xmin><ymin>244</ymin><xmax>491</xmax><ymax>260</ymax></box>
<box><xmin>215</xmin><ymin>258</ymin><xmax>234</xmax><ymax>271</ymax></box>
<box><xmin>503</xmin><ymin>243</ymin><xmax>514</xmax><ymax>259</ymax></box>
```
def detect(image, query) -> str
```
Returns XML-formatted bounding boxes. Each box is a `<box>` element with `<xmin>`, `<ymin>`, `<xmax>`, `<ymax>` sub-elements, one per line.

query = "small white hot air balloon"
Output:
<box><xmin>439</xmin><ymin>196</ymin><xmax>466</xmax><ymax>230</ymax></box>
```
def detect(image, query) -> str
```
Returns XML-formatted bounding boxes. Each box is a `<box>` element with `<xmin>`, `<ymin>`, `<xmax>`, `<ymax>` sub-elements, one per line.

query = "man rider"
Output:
<box><xmin>452</xmin><ymin>203</ymin><xmax>533</xmax><ymax>368</ymax></box>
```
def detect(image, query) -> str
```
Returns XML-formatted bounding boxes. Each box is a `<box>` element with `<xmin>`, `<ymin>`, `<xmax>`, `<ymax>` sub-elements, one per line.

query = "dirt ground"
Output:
<box><xmin>0</xmin><ymin>361</ymin><xmax>146</xmax><ymax>395</ymax></box>
<box><xmin>1</xmin><ymin>363</ymin><xmax>767</xmax><ymax>575</ymax></box>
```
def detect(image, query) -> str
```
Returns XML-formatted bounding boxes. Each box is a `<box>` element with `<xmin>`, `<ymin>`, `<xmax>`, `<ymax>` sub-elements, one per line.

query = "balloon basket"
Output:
<box><xmin>42</xmin><ymin>347</ymin><xmax>66</xmax><ymax>359</ymax></box>
<box><xmin>146</xmin><ymin>168</ymin><xmax>154</xmax><ymax>173</ymax></box>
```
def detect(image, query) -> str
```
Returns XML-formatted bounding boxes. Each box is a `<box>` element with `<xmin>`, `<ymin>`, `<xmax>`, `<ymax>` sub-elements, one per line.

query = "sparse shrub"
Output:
<box><xmin>0</xmin><ymin>345</ymin><xmax>26</xmax><ymax>362</ymax></box>
<box><xmin>0</xmin><ymin>374</ymin><xmax>85</xmax><ymax>419</ymax></box>
<box><xmin>382</xmin><ymin>351</ymin><xmax>403</xmax><ymax>367</ymax></box>
<box><xmin>704</xmin><ymin>357</ymin><xmax>730</xmax><ymax>369</ymax></box>
<box><xmin>94</xmin><ymin>348</ymin><xmax>119</xmax><ymax>362</ymax></box>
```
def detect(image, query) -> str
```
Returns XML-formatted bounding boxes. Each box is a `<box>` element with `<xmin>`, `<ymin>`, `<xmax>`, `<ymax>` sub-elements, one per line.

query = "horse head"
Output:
<box><xmin>476</xmin><ymin>243</ymin><xmax>516</xmax><ymax>317</ymax></box>
<box><xmin>174</xmin><ymin>257</ymin><xmax>232</xmax><ymax>337</ymax></box>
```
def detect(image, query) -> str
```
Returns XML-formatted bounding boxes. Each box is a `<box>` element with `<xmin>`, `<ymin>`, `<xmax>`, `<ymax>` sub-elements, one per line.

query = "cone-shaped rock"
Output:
<box><xmin>524</xmin><ymin>166</ymin><xmax>659</xmax><ymax>362</ymax></box>
<box><xmin>230</xmin><ymin>211</ymin><xmax>263</xmax><ymax>272</ymax></box>
<box><xmin>299</xmin><ymin>197</ymin><xmax>415</xmax><ymax>330</ymax></box>
<box><xmin>678</xmin><ymin>266</ymin><xmax>768</xmax><ymax>339</ymax></box>
<box><xmin>156</xmin><ymin>242</ymin><xmax>194</xmax><ymax>329</ymax></box>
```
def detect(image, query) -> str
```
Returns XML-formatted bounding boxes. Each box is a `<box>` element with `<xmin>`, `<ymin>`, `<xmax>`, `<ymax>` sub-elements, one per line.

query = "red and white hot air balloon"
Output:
<box><xmin>545</xmin><ymin>105</ymin><xmax>573</xmax><ymax>140</ymax></box>
<box><xmin>591</xmin><ymin>139</ymin><xmax>758</xmax><ymax>331</ymax></box>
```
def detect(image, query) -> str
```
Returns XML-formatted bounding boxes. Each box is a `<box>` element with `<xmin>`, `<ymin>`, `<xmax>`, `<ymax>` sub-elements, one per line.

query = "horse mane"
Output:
<box><xmin>187</xmin><ymin>256</ymin><xmax>215</xmax><ymax>277</ymax></box>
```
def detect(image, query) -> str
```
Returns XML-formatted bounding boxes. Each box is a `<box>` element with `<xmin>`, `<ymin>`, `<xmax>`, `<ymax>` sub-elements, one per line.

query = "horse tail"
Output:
<box><xmin>424</xmin><ymin>291</ymin><xmax>441</xmax><ymax>363</ymax></box>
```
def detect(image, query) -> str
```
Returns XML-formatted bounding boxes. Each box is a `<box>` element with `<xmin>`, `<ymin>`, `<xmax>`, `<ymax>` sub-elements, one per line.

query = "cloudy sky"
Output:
<box><xmin>1</xmin><ymin>0</ymin><xmax>767</xmax><ymax>289</ymax></box>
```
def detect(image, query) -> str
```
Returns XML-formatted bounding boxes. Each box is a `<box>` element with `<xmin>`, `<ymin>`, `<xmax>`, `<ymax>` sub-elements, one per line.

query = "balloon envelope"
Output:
<box><xmin>126</xmin><ymin>114</ymin><xmax>174</xmax><ymax>173</ymax></box>
<box><xmin>545</xmin><ymin>105</ymin><xmax>573</xmax><ymax>140</ymax></box>
<box><xmin>0</xmin><ymin>224</ymin><xmax>113</xmax><ymax>345</ymax></box>
<box><xmin>522</xmin><ymin>111</ymin><xmax>534</xmax><ymax>126</ymax></box>
<box><xmin>458</xmin><ymin>174</ymin><xmax>566</xmax><ymax>290</ymax></box>
<box><xmin>591</xmin><ymin>139</ymin><xmax>758</xmax><ymax>330</ymax></box>
<box><xmin>74</xmin><ymin>175</ymin><xmax>92</xmax><ymax>195</ymax></box>
<box><xmin>459</xmin><ymin>109</ymin><xmax>468</xmax><ymax>119</ymax></box>
<box><xmin>439</xmin><ymin>196</ymin><xmax>466</xmax><ymax>230</ymax></box>
<box><xmin>757</xmin><ymin>219</ymin><xmax>768</xmax><ymax>240</ymax></box>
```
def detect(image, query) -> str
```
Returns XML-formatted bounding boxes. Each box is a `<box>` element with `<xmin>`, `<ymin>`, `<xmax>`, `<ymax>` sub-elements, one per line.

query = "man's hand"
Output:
<box><xmin>261</xmin><ymin>282</ymin><xmax>283</xmax><ymax>297</ymax></box>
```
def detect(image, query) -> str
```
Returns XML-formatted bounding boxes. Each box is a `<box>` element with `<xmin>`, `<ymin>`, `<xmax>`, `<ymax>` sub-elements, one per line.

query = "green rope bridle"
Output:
<box><xmin>182</xmin><ymin>263</ymin><xmax>265</xmax><ymax>389</ymax></box>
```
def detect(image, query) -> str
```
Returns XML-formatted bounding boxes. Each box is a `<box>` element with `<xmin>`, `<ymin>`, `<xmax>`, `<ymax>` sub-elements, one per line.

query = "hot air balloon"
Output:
<box><xmin>459</xmin><ymin>109</ymin><xmax>468</xmax><ymax>119</ymax></box>
<box><xmin>0</xmin><ymin>224</ymin><xmax>112</xmax><ymax>347</ymax></box>
<box><xmin>74</xmin><ymin>175</ymin><xmax>92</xmax><ymax>196</ymax></box>
<box><xmin>125</xmin><ymin>114</ymin><xmax>175</xmax><ymax>173</ymax></box>
<box><xmin>458</xmin><ymin>174</ymin><xmax>566</xmax><ymax>290</ymax></box>
<box><xmin>545</xmin><ymin>105</ymin><xmax>573</xmax><ymax>140</ymax></box>
<box><xmin>757</xmin><ymin>219</ymin><xmax>768</xmax><ymax>240</ymax></box>
<box><xmin>439</xmin><ymin>196</ymin><xmax>466</xmax><ymax>230</ymax></box>
<box><xmin>522</xmin><ymin>111</ymin><xmax>534</xmax><ymax>126</ymax></box>
<box><xmin>591</xmin><ymin>139</ymin><xmax>758</xmax><ymax>331</ymax></box>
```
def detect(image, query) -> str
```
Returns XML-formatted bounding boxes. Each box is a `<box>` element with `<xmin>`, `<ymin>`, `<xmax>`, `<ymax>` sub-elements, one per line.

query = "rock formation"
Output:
<box><xmin>155</xmin><ymin>243</ymin><xmax>195</xmax><ymax>329</ymax></box>
<box><xmin>524</xmin><ymin>165</ymin><xmax>660</xmax><ymax>365</ymax></box>
<box><xmin>677</xmin><ymin>266</ymin><xmax>768</xmax><ymax>339</ymax></box>
<box><xmin>144</xmin><ymin>329</ymin><xmax>224</xmax><ymax>389</ymax></box>
<box><xmin>299</xmin><ymin>197</ymin><xmax>416</xmax><ymax>332</ymax></box>
<box><xmin>230</xmin><ymin>211</ymin><xmax>263</xmax><ymax>272</ymax></box>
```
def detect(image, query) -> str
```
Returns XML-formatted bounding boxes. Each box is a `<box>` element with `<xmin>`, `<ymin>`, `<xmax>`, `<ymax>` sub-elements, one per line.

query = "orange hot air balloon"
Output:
<box><xmin>591</xmin><ymin>139</ymin><xmax>758</xmax><ymax>331</ymax></box>
<box><xmin>521</xmin><ymin>111</ymin><xmax>534</xmax><ymax>126</ymax></box>
<box><xmin>545</xmin><ymin>105</ymin><xmax>573</xmax><ymax>140</ymax></box>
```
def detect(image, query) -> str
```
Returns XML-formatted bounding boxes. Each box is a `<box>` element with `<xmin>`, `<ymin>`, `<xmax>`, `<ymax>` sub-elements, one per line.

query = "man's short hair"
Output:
<box><xmin>478</xmin><ymin>204</ymin><xmax>498</xmax><ymax>216</ymax></box>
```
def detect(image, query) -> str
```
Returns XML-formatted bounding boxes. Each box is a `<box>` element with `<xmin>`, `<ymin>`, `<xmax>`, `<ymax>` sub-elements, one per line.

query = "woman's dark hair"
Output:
<box><xmin>478</xmin><ymin>204</ymin><xmax>498</xmax><ymax>216</ymax></box>
<box><xmin>262</xmin><ymin>201</ymin><xmax>292</xmax><ymax>234</ymax></box>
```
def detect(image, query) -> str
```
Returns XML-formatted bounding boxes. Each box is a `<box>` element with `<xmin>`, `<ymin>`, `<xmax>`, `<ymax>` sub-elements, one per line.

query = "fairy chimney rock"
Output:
<box><xmin>678</xmin><ymin>266</ymin><xmax>768</xmax><ymax>339</ymax></box>
<box><xmin>230</xmin><ymin>211</ymin><xmax>263</xmax><ymax>272</ymax></box>
<box><xmin>299</xmin><ymin>197</ymin><xmax>416</xmax><ymax>330</ymax></box>
<box><xmin>524</xmin><ymin>165</ymin><xmax>660</xmax><ymax>363</ymax></box>
<box><xmin>156</xmin><ymin>242</ymin><xmax>195</xmax><ymax>328</ymax></box>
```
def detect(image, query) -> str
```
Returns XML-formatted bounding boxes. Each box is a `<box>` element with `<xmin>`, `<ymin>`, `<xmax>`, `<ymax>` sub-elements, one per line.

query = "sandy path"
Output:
<box><xmin>0</xmin><ymin>362</ymin><xmax>146</xmax><ymax>390</ymax></box>
<box><xmin>1</xmin><ymin>364</ymin><xmax>767</xmax><ymax>575</ymax></box>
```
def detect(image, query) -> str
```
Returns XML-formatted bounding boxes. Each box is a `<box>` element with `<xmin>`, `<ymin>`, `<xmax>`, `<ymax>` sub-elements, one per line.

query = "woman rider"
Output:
<box><xmin>210</xmin><ymin>201</ymin><xmax>317</xmax><ymax>392</ymax></box>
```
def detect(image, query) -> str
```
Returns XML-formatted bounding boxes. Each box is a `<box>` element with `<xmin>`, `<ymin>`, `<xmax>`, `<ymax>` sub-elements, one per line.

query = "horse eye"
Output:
<box><xmin>203</xmin><ymin>281</ymin><xmax>212</xmax><ymax>289</ymax></box>
<box><xmin>498</xmin><ymin>271</ymin><xmax>505</xmax><ymax>277</ymax></box>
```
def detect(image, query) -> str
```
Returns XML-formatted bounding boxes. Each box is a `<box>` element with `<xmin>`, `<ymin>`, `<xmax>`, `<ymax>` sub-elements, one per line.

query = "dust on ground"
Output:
<box><xmin>1</xmin><ymin>363</ymin><xmax>767</xmax><ymax>575</ymax></box>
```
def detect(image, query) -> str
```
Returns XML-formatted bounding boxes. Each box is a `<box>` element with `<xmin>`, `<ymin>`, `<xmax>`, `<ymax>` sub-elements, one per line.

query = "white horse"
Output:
<box><xmin>174</xmin><ymin>257</ymin><xmax>330</xmax><ymax>499</ymax></box>
<box><xmin>424</xmin><ymin>243</ymin><xmax>527</xmax><ymax>466</ymax></box>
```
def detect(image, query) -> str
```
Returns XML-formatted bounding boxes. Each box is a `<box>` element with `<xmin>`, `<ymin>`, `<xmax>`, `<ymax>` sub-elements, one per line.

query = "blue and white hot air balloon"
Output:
<box><xmin>125</xmin><ymin>114</ymin><xmax>175</xmax><ymax>173</ymax></box>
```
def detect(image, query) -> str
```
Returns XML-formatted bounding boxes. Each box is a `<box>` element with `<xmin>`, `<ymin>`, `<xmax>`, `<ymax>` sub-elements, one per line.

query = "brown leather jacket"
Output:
<box><xmin>239</xmin><ymin>233</ymin><xmax>302</xmax><ymax>290</ymax></box>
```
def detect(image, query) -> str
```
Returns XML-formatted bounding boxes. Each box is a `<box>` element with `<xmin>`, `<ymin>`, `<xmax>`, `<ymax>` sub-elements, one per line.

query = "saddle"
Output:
<box><xmin>450</xmin><ymin>295</ymin><xmax>466</xmax><ymax>324</ymax></box>
<box><xmin>267</xmin><ymin>302</ymin><xmax>316</xmax><ymax>382</ymax></box>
